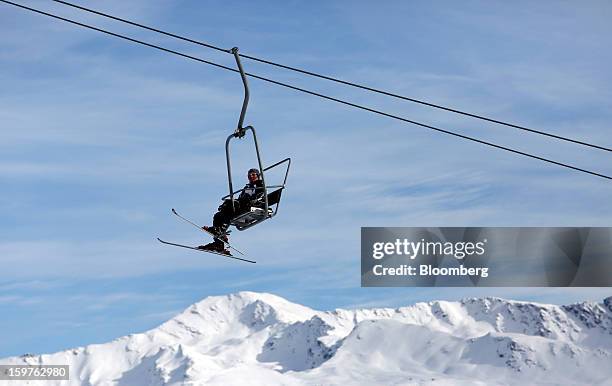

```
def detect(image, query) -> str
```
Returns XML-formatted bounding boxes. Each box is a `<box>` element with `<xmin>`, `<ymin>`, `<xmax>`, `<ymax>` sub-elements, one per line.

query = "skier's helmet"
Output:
<box><xmin>247</xmin><ymin>168</ymin><xmax>261</xmax><ymax>177</ymax></box>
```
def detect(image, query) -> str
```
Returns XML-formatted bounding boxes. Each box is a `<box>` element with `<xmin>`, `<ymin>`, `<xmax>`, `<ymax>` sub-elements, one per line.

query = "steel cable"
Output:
<box><xmin>1</xmin><ymin>0</ymin><xmax>610</xmax><ymax>180</ymax></box>
<box><xmin>48</xmin><ymin>0</ymin><xmax>612</xmax><ymax>153</ymax></box>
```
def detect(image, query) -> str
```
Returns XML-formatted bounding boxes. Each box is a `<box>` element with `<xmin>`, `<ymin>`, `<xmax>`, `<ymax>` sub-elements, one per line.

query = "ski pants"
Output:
<box><xmin>213</xmin><ymin>199</ymin><xmax>246</xmax><ymax>230</ymax></box>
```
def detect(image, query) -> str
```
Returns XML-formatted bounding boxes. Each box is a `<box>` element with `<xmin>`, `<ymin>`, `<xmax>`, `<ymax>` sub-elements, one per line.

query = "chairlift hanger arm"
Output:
<box><xmin>231</xmin><ymin>47</ymin><xmax>249</xmax><ymax>139</ymax></box>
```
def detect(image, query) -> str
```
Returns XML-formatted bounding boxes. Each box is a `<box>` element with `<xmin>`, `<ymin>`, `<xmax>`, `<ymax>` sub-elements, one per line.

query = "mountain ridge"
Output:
<box><xmin>1</xmin><ymin>291</ymin><xmax>611</xmax><ymax>385</ymax></box>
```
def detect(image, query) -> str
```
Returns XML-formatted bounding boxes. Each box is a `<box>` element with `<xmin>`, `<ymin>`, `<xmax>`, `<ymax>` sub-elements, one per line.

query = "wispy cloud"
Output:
<box><xmin>0</xmin><ymin>295</ymin><xmax>43</xmax><ymax>305</ymax></box>
<box><xmin>0</xmin><ymin>280</ymin><xmax>66</xmax><ymax>292</ymax></box>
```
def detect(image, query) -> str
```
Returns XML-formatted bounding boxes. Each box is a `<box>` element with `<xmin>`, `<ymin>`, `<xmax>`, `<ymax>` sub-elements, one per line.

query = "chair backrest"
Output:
<box><xmin>266</xmin><ymin>188</ymin><xmax>283</xmax><ymax>206</ymax></box>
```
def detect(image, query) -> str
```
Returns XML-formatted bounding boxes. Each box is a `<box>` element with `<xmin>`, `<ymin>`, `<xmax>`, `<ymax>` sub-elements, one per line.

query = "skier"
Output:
<box><xmin>198</xmin><ymin>168</ymin><xmax>265</xmax><ymax>254</ymax></box>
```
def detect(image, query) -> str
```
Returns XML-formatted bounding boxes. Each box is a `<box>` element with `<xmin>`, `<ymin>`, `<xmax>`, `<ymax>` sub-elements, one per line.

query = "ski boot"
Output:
<box><xmin>202</xmin><ymin>226</ymin><xmax>229</xmax><ymax>243</ymax></box>
<box><xmin>197</xmin><ymin>240</ymin><xmax>231</xmax><ymax>256</ymax></box>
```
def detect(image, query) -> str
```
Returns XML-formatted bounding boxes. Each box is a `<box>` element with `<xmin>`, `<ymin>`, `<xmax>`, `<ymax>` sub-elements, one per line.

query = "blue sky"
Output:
<box><xmin>1</xmin><ymin>0</ymin><xmax>611</xmax><ymax>357</ymax></box>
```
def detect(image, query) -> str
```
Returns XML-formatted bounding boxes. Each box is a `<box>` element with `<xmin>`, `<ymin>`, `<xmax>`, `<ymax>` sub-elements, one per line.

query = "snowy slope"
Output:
<box><xmin>1</xmin><ymin>292</ymin><xmax>611</xmax><ymax>385</ymax></box>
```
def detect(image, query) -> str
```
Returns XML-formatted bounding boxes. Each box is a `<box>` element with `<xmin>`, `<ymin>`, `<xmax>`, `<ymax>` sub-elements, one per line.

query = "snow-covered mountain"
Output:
<box><xmin>2</xmin><ymin>292</ymin><xmax>612</xmax><ymax>385</ymax></box>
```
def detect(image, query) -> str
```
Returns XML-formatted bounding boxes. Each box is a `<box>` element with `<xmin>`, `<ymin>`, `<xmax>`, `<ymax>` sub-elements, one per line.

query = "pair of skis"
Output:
<box><xmin>158</xmin><ymin>208</ymin><xmax>255</xmax><ymax>263</ymax></box>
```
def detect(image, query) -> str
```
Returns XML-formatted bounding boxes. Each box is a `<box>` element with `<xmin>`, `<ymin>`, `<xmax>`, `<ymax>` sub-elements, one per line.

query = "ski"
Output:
<box><xmin>171</xmin><ymin>208</ymin><xmax>245</xmax><ymax>256</ymax></box>
<box><xmin>157</xmin><ymin>238</ymin><xmax>256</xmax><ymax>264</ymax></box>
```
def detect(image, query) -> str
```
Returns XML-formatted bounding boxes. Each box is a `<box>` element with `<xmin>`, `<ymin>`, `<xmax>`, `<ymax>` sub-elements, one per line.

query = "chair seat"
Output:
<box><xmin>230</xmin><ymin>207</ymin><xmax>273</xmax><ymax>228</ymax></box>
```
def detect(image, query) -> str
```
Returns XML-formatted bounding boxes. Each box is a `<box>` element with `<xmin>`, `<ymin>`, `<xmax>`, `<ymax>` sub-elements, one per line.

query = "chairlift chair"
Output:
<box><xmin>223</xmin><ymin>47</ymin><xmax>291</xmax><ymax>231</ymax></box>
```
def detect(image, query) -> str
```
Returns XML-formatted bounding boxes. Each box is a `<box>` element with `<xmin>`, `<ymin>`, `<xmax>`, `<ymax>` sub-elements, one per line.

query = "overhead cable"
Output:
<box><xmin>1</xmin><ymin>0</ymin><xmax>610</xmax><ymax>181</ymax></box>
<box><xmin>48</xmin><ymin>0</ymin><xmax>612</xmax><ymax>153</ymax></box>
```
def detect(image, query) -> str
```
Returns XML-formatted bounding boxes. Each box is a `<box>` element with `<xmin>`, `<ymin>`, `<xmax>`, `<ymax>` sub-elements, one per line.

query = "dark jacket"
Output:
<box><xmin>238</xmin><ymin>180</ymin><xmax>265</xmax><ymax>206</ymax></box>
